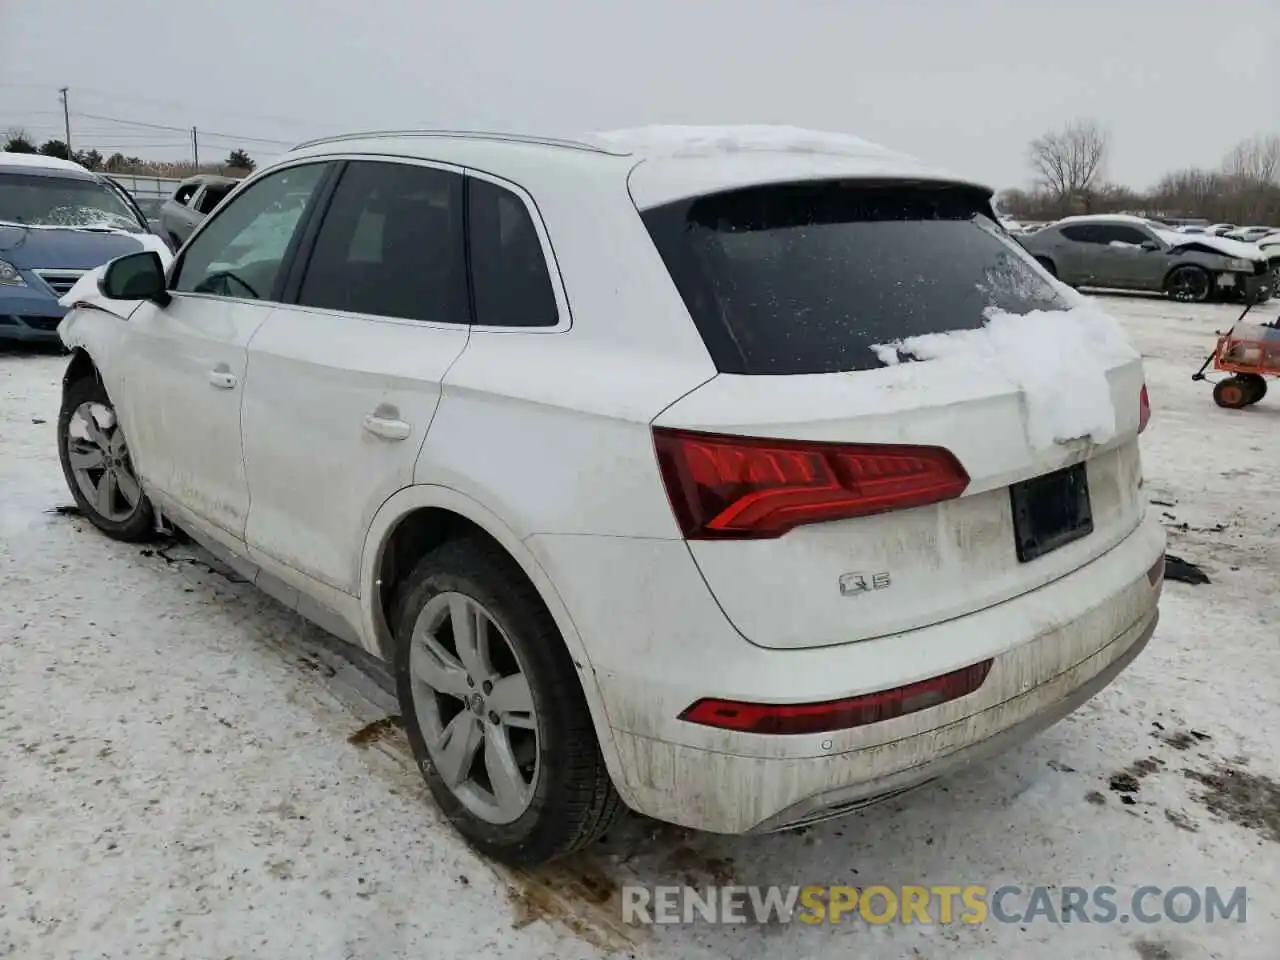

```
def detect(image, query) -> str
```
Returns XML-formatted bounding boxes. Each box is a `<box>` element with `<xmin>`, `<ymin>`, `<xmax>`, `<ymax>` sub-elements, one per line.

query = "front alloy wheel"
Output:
<box><xmin>1165</xmin><ymin>266</ymin><xmax>1211</xmax><ymax>303</ymax></box>
<box><xmin>57</xmin><ymin>375</ymin><xmax>156</xmax><ymax>541</ymax></box>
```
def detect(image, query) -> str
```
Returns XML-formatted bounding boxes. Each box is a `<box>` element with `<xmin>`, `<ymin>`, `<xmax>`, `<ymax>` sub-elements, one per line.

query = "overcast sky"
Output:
<box><xmin>2</xmin><ymin>0</ymin><xmax>1276</xmax><ymax>190</ymax></box>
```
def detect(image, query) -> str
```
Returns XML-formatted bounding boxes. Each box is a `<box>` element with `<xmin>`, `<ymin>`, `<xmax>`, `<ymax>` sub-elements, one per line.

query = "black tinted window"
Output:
<box><xmin>1060</xmin><ymin>225</ymin><xmax>1101</xmax><ymax>243</ymax></box>
<box><xmin>642</xmin><ymin>181</ymin><xmax>1069</xmax><ymax>375</ymax></box>
<box><xmin>467</xmin><ymin>177</ymin><xmax>558</xmax><ymax>327</ymax></box>
<box><xmin>1098</xmin><ymin>225</ymin><xmax>1150</xmax><ymax>246</ymax></box>
<box><xmin>297</xmin><ymin>161</ymin><xmax>467</xmax><ymax>324</ymax></box>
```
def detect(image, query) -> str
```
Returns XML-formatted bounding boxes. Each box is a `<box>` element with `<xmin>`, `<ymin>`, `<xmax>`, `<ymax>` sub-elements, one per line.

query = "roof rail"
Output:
<box><xmin>288</xmin><ymin>129</ymin><xmax>626</xmax><ymax>155</ymax></box>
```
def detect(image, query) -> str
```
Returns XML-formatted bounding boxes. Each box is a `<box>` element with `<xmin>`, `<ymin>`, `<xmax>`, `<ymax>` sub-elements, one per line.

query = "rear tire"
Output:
<box><xmin>57</xmin><ymin>374</ymin><xmax>158</xmax><ymax>541</ymax></box>
<box><xmin>1213</xmin><ymin>377</ymin><xmax>1251</xmax><ymax>409</ymax></box>
<box><xmin>1238</xmin><ymin>374</ymin><xmax>1267</xmax><ymax>405</ymax></box>
<box><xmin>391</xmin><ymin>536</ymin><xmax>622</xmax><ymax>866</ymax></box>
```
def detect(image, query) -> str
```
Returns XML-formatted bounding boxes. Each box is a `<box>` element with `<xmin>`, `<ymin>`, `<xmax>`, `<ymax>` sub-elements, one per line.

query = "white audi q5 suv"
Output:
<box><xmin>56</xmin><ymin>126</ymin><xmax>1164</xmax><ymax>865</ymax></box>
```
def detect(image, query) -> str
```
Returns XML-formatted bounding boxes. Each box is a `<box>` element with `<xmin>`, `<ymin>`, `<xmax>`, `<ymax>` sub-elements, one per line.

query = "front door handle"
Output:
<box><xmin>363</xmin><ymin>412</ymin><xmax>412</xmax><ymax>441</ymax></box>
<box><xmin>208</xmin><ymin>368</ymin><xmax>237</xmax><ymax>389</ymax></box>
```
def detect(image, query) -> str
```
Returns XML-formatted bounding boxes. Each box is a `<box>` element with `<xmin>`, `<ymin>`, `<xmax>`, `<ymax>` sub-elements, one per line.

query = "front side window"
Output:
<box><xmin>642</xmin><ymin>181</ymin><xmax>1069</xmax><ymax>375</ymax></box>
<box><xmin>1100</xmin><ymin>225</ymin><xmax>1151</xmax><ymax>247</ymax></box>
<box><xmin>467</xmin><ymin>177</ymin><xmax>559</xmax><ymax>327</ymax></box>
<box><xmin>296</xmin><ymin>160</ymin><xmax>467</xmax><ymax>323</ymax></box>
<box><xmin>172</xmin><ymin>163</ymin><xmax>328</xmax><ymax>301</ymax></box>
<box><xmin>0</xmin><ymin>172</ymin><xmax>147</xmax><ymax>233</ymax></box>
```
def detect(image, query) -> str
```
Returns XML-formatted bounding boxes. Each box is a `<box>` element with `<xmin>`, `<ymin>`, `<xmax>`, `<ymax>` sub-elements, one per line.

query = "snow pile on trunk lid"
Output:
<box><xmin>872</xmin><ymin>298</ymin><xmax>1140</xmax><ymax>451</ymax></box>
<box><xmin>586</xmin><ymin>125</ymin><xmax>906</xmax><ymax>161</ymax></box>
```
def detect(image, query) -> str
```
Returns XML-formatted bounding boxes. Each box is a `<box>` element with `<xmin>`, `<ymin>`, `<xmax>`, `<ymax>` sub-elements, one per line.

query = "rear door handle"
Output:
<box><xmin>362</xmin><ymin>413</ymin><xmax>412</xmax><ymax>441</ymax></box>
<box><xmin>208</xmin><ymin>369</ymin><xmax>237</xmax><ymax>389</ymax></box>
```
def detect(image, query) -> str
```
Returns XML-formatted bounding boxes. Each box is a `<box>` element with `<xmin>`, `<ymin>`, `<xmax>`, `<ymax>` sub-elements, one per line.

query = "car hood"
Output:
<box><xmin>0</xmin><ymin>223</ymin><xmax>153</xmax><ymax>270</ymax></box>
<box><xmin>1155</xmin><ymin>228</ymin><xmax>1266</xmax><ymax>261</ymax></box>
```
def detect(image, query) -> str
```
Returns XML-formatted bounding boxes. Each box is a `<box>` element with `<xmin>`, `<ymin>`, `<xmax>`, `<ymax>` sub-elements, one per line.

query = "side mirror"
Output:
<box><xmin>98</xmin><ymin>251</ymin><xmax>170</xmax><ymax>305</ymax></box>
<box><xmin>1140</xmin><ymin>240</ymin><xmax>1160</xmax><ymax>252</ymax></box>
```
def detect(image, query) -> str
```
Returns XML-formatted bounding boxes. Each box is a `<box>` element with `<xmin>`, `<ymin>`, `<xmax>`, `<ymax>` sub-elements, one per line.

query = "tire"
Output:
<box><xmin>1034</xmin><ymin>257</ymin><xmax>1057</xmax><ymax>277</ymax></box>
<box><xmin>391</xmin><ymin>536</ymin><xmax>622</xmax><ymax>866</ymax></box>
<box><xmin>57</xmin><ymin>374</ymin><xmax>157</xmax><ymax>541</ymax></box>
<box><xmin>1238</xmin><ymin>374</ymin><xmax>1267</xmax><ymax>405</ymax></box>
<box><xmin>1165</xmin><ymin>266</ymin><xmax>1211</xmax><ymax>303</ymax></box>
<box><xmin>1213</xmin><ymin>377</ymin><xmax>1251</xmax><ymax>409</ymax></box>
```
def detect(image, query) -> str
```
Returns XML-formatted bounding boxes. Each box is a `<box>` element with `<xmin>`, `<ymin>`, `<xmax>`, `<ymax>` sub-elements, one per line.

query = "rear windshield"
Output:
<box><xmin>641</xmin><ymin>181</ymin><xmax>1070</xmax><ymax>375</ymax></box>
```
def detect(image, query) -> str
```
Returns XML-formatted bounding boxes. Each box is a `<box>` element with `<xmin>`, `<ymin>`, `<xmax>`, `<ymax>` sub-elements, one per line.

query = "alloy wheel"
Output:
<box><xmin>66</xmin><ymin>401</ymin><xmax>143</xmax><ymax>522</ymax></box>
<box><xmin>409</xmin><ymin>591</ymin><xmax>539</xmax><ymax>825</ymax></box>
<box><xmin>1167</xmin><ymin>268</ymin><xmax>1209</xmax><ymax>303</ymax></box>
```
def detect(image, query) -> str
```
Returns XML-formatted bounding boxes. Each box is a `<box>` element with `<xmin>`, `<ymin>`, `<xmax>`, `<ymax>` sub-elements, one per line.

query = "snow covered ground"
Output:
<box><xmin>2</xmin><ymin>294</ymin><xmax>1277</xmax><ymax>960</ymax></box>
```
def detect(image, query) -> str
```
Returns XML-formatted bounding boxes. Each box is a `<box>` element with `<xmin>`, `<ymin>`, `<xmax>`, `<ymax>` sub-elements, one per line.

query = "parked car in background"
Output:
<box><xmin>132</xmin><ymin>196</ymin><xmax>165</xmax><ymax>233</ymax></box>
<box><xmin>57</xmin><ymin>127</ymin><xmax>1162</xmax><ymax>866</ymax></box>
<box><xmin>1018</xmin><ymin>214</ymin><xmax>1272</xmax><ymax>303</ymax></box>
<box><xmin>0</xmin><ymin>152</ymin><xmax>167</xmax><ymax>344</ymax></box>
<box><xmin>1224</xmin><ymin>226</ymin><xmax>1277</xmax><ymax>243</ymax></box>
<box><xmin>1258</xmin><ymin>233</ymin><xmax>1280</xmax><ymax>289</ymax></box>
<box><xmin>158</xmin><ymin>174</ymin><xmax>239</xmax><ymax>250</ymax></box>
<box><xmin>1206</xmin><ymin>223</ymin><xmax>1237</xmax><ymax>236</ymax></box>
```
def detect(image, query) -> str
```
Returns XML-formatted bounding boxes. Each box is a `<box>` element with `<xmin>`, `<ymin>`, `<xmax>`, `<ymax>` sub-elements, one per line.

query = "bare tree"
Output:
<box><xmin>1223</xmin><ymin>134</ymin><xmax>1280</xmax><ymax>186</ymax></box>
<box><xmin>1026</xmin><ymin>119</ymin><xmax>1110</xmax><ymax>211</ymax></box>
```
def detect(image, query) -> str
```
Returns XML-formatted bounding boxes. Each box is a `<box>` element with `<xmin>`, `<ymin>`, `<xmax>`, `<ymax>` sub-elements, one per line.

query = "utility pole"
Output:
<box><xmin>191</xmin><ymin>126</ymin><xmax>199</xmax><ymax>168</ymax></box>
<box><xmin>58</xmin><ymin>87</ymin><xmax>71</xmax><ymax>154</ymax></box>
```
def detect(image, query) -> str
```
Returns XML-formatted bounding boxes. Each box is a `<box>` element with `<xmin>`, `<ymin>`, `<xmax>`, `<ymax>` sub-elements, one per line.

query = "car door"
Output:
<box><xmin>116</xmin><ymin>161</ymin><xmax>334</xmax><ymax>548</ymax></box>
<box><xmin>1096</xmin><ymin>224</ymin><xmax>1160</xmax><ymax>289</ymax></box>
<box><xmin>240</xmin><ymin>158</ymin><xmax>471</xmax><ymax>596</ymax></box>
<box><xmin>1054</xmin><ymin>225</ymin><xmax>1099</xmax><ymax>284</ymax></box>
<box><xmin>167</xmin><ymin>182</ymin><xmax>204</xmax><ymax>243</ymax></box>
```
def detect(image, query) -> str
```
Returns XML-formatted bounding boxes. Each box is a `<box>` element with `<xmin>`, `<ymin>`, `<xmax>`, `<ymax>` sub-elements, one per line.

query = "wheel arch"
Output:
<box><xmin>62</xmin><ymin>347</ymin><xmax>99</xmax><ymax>391</ymax></box>
<box><xmin>357</xmin><ymin>484</ymin><xmax>632</xmax><ymax>799</ymax></box>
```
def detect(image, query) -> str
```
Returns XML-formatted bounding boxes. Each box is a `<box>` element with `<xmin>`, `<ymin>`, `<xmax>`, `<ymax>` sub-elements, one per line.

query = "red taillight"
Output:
<box><xmin>652</xmin><ymin>428</ymin><xmax>970</xmax><ymax>540</ymax></box>
<box><xmin>1138</xmin><ymin>384</ymin><xmax>1151</xmax><ymax>433</ymax></box>
<box><xmin>680</xmin><ymin>660</ymin><xmax>994</xmax><ymax>735</ymax></box>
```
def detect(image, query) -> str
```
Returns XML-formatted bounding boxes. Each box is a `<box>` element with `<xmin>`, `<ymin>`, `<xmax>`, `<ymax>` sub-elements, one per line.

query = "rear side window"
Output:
<box><xmin>467</xmin><ymin>177</ymin><xmax>559</xmax><ymax>327</ymax></box>
<box><xmin>297</xmin><ymin>160</ymin><xmax>468</xmax><ymax>324</ymax></box>
<box><xmin>642</xmin><ymin>181</ymin><xmax>1069</xmax><ymax>375</ymax></box>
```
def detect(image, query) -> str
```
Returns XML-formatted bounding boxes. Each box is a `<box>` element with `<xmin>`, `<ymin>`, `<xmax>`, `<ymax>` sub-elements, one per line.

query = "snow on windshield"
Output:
<box><xmin>0</xmin><ymin>172</ymin><xmax>143</xmax><ymax>233</ymax></box>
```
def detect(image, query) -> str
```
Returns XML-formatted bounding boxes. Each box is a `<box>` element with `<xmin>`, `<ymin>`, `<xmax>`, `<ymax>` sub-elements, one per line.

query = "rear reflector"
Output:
<box><xmin>1138</xmin><ymin>384</ymin><xmax>1151</xmax><ymax>433</ymax></box>
<box><xmin>652</xmin><ymin>428</ymin><xmax>970</xmax><ymax>540</ymax></box>
<box><xmin>680</xmin><ymin>660</ymin><xmax>994</xmax><ymax>735</ymax></box>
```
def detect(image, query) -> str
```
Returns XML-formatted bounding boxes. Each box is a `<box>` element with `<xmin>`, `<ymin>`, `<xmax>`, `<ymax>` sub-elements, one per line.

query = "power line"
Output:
<box><xmin>75</xmin><ymin>111</ymin><xmax>295</xmax><ymax>146</ymax></box>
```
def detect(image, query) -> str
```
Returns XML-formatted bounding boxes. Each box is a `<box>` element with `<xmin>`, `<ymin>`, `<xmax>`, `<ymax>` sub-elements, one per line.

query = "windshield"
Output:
<box><xmin>0</xmin><ymin>172</ymin><xmax>145</xmax><ymax>233</ymax></box>
<box><xmin>642</xmin><ymin>180</ymin><xmax>1070</xmax><ymax>375</ymax></box>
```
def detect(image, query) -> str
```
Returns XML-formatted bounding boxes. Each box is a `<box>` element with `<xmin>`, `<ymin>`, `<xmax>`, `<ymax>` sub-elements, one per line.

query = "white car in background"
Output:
<box><xmin>55</xmin><ymin>126</ymin><xmax>1164</xmax><ymax>865</ymax></box>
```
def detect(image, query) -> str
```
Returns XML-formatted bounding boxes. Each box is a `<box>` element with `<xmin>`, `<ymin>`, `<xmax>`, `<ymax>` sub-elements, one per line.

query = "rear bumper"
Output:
<box><xmin>749</xmin><ymin>607</ymin><xmax>1155</xmax><ymax>832</ymax></box>
<box><xmin>532</xmin><ymin>511</ymin><xmax>1164</xmax><ymax>834</ymax></box>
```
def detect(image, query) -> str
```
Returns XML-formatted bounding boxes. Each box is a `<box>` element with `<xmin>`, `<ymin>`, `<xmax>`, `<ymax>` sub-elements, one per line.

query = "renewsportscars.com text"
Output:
<box><xmin>621</xmin><ymin>884</ymin><xmax>1248</xmax><ymax>926</ymax></box>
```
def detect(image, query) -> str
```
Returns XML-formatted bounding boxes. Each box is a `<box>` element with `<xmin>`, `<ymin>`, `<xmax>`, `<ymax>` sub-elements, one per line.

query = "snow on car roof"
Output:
<box><xmin>286</xmin><ymin>125</ymin><xmax>988</xmax><ymax>211</ymax></box>
<box><xmin>592</xmin><ymin>125</ymin><xmax>987</xmax><ymax>210</ymax></box>
<box><xmin>0</xmin><ymin>152</ymin><xmax>92</xmax><ymax>175</ymax></box>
